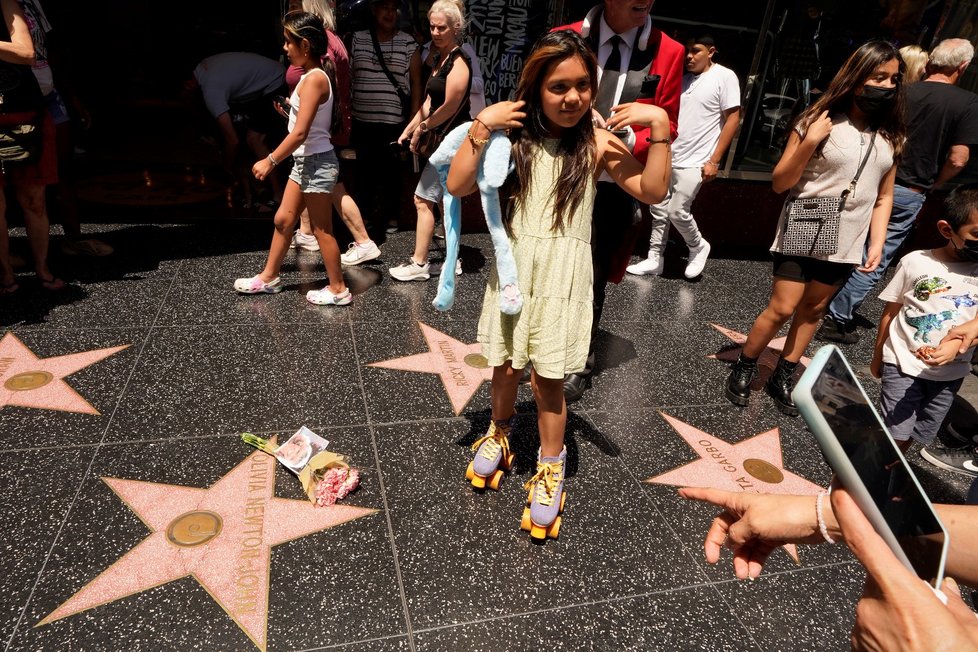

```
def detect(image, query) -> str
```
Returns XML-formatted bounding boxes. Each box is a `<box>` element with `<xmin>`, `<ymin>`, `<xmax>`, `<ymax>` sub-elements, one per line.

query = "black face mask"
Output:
<box><xmin>954</xmin><ymin>237</ymin><xmax>978</xmax><ymax>263</ymax></box>
<box><xmin>854</xmin><ymin>85</ymin><xmax>896</xmax><ymax>114</ymax></box>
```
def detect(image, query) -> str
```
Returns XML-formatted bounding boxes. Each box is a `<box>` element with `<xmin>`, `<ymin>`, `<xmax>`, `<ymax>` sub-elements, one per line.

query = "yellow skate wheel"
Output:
<box><xmin>529</xmin><ymin>523</ymin><xmax>547</xmax><ymax>541</ymax></box>
<box><xmin>465</xmin><ymin>461</ymin><xmax>475</xmax><ymax>481</ymax></box>
<box><xmin>471</xmin><ymin>474</ymin><xmax>486</xmax><ymax>489</ymax></box>
<box><xmin>501</xmin><ymin>452</ymin><xmax>515</xmax><ymax>471</ymax></box>
<box><xmin>547</xmin><ymin>516</ymin><xmax>561</xmax><ymax>539</ymax></box>
<box><xmin>520</xmin><ymin>507</ymin><xmax>532</xmax><ymax>531</ymax></box>
<box><xmin>559</xmin><ymin>491</ymin><xmax>566</xmax><ymax>513</ymax></box>
<box><xmin>488</xmin><ymin>470</ymin><xmax>504</xmax><ymax>490</ymax></box>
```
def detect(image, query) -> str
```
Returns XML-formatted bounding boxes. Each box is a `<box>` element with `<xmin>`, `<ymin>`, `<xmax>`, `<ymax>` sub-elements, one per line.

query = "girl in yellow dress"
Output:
<box><xmin>447</xmin><ymin>30</ymin><xmax>671</xmax><ymax>541</ymax></box>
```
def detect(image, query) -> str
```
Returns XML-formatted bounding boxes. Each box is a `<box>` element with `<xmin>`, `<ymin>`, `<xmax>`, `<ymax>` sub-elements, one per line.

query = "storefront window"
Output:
<box><xmin>654</xmin><ymin>0</ymin><xmax>976</xmax><ymax>180</ymax></box>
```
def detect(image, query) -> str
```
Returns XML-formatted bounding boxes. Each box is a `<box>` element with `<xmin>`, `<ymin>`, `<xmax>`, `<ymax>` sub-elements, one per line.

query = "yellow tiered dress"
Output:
<box><xmin>477</xmin><ymin>139</ymin><xmax>596</xmax><ymax>379</ymax></box>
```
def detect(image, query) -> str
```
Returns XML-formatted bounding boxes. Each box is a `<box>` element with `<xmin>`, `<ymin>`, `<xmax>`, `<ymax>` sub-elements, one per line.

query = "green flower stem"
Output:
<box><xmin>241</xmin><ymin>432</ymin><xmax>278</xmax><ymax>454</ymax></box>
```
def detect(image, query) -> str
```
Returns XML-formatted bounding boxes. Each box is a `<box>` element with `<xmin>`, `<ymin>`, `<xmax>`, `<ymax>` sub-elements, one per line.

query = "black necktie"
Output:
<box><xmin>595</xmin><ymin>35</ymin><xmax>622</xmax><ymax>119</ymax></box>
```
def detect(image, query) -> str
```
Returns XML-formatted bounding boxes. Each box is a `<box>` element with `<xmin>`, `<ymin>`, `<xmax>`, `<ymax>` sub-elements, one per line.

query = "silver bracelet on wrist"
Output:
<box><xmin>816</xmin><ymin>491</ymin><xmax>836</xmax><ymax>544</ymax></box>
<box><xmin>268</xmin><ymin>153</ymin><xmax>280</xmax><ymax>167</ymax></box>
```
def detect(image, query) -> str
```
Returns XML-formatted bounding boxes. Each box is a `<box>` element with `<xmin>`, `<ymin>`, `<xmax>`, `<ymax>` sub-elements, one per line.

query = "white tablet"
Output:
<box><xmin>793</xmin><ymin>344</ymin><xmax>949</xmax><ymax>590</ymax></box>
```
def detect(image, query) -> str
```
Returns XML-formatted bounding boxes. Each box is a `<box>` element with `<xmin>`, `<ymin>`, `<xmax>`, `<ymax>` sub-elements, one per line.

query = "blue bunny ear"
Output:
<box><xmin>427</xmin><ymin>122</ymin><xmax>473</xmax><ymax>170</ymax></box>
<box><xmin>480</xmin><ymin>132</ymin><xmax>512</xmax><ymax>189</ymax></box>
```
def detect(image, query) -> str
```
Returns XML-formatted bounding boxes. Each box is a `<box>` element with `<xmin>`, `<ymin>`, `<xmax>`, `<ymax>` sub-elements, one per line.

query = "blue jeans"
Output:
<box><xmin>826</xmin><ymin>184</ymin><xmax>927</xmax><ymax>323</ymax></box>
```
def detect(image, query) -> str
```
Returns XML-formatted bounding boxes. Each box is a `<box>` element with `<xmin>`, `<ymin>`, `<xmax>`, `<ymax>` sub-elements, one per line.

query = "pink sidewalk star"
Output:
<box><xmin>647</xmin><ymin>412</ymin><xmax>824</xmax><ymax>562</ymax></box>
<box><xmin>368</xmin><ymin>322</ymin><xmax>493</xmax><ymax>415</ymax></box>
<box><xmin>0</xmin><ymin>332</ymin><xmax>130</xmax><ymax>415</ymax></box>
<box><xmin>38</xmin><ymin>446</ymin><xmax>377</xmax><ymax>650</ymax></box>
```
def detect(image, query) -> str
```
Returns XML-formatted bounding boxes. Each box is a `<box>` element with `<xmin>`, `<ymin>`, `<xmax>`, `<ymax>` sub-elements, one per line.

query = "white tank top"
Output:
<box><xmin>288</xmin><ymin>68</ymin><xmax>334</xmax><ymax>157</ymax></box>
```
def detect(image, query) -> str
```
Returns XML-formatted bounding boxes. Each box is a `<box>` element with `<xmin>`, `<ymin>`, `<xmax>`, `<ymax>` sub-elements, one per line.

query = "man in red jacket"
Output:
<box><xmin>555</xmin><ymin>1</ymin><xmax>684</xmax><ymax>401</ymax></box>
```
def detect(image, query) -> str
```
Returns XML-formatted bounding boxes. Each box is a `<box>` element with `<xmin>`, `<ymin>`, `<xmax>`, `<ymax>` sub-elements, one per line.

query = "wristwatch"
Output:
<box><xmin>418</xmin><ymin>121</ymin><xmax>428</xmax><ymax>133</ymax></box>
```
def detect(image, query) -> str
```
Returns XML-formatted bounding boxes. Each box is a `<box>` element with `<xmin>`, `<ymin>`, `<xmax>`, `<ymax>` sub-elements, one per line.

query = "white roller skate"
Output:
<box><xmin>520</xmin><ymin>447</ymin><xmax>566</xmax><ymax>542</ymax></box>
<box><xmin>465</xmin><ymin>418</ymin><xmax>515</xmax><ymax>490</ymax></box>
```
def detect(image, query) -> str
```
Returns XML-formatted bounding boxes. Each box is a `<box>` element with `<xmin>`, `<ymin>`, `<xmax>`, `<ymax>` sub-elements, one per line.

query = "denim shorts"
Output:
<box><xmin>289</xmin><ymin>150</ymin><xmax>339</xmax><ymax>194</ymax></box>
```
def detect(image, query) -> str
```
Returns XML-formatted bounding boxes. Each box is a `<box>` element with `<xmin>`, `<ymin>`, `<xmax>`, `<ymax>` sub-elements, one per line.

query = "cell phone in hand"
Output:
<box><xmin>793</xmin><ymin>345</ymin><xmax>949</xmax><ymax>590</ymax></box>
<box><xmin>274</xmin><ymin>95</ymin><xmax>290</xmax><ymax>115</ymax></box>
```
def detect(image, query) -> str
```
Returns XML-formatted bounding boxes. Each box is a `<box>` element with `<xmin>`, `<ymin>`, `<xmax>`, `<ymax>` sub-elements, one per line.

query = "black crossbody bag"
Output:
<box><xmin>781</xmin><ymin>131</ymin><xmax>877</xmax><ymax>257</ymax></box>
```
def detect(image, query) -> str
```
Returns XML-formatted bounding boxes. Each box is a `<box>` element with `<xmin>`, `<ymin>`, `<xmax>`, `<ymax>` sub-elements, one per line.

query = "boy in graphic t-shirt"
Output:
<box><xmin>871</xmin><ymin>184</ymin><xmax>978</xmax><ymax>455</ymax></box>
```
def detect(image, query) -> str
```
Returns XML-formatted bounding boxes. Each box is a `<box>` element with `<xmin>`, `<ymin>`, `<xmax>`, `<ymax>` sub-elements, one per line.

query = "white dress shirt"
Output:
<box><xmin>596</xmin><ymin>16</ymin><xmax>640</xmax><ymax>182</ymax></box>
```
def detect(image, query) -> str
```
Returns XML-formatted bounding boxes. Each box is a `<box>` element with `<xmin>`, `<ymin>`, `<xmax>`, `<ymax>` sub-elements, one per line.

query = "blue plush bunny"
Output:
<box><xmin>426</xmin><ymin>122</ymin><xmax>522</xmax><ymax>315</ymax></box>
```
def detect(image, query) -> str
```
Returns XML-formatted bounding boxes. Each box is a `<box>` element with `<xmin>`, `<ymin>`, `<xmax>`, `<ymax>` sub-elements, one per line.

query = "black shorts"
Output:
<box><xmin>772</xmin><ymin>253</ymin><xmax>852</xmax><ymax>285</ymax></box>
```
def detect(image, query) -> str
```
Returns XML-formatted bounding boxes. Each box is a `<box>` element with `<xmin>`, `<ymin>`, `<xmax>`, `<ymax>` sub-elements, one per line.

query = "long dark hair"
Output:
<box><xmin>283</xmin><ymin>11</ymin><xmax>337</xmax><ymax>112</ymax></box>
<box><xmin>507</xmin><ymin>30</ymin><xmax>597</xmax><ymax>235</ymax></box>
<box><xmin>794</xmin><ymin>40</ymin><xmax>906</xmax><ymax>158</ymax></box>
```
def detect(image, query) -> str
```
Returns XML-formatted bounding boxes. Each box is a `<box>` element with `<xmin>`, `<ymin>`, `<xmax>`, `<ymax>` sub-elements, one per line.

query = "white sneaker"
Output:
<box><xmin>684</xmin><ymin>239</ymin><xmax>711</xmax><ymax>279</ymax></box>
<box><xmin>341</xmin><ymin>240</ymin><xmax>381</xmax><ymax>266</ymax></box>
<box><xmin>292</xmin><ymin>231</ymin><xmax>320</xmax><ymax>252</ymax></box>
<box><xmin>389</xmin><ymin>258</ymin><xmax>430</xmax><ymax>281</ymax></box>
<box><xmin>626</xmin><ymin>255</ymin><xmax>664</xmax><ymax>276</ymax></box>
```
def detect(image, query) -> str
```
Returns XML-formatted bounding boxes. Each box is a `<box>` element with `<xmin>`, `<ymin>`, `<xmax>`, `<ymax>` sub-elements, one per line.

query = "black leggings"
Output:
<box><xmin>352</xmin><ymin>119</ymin><xmax>407</xmax><ymax>225</ymax></box>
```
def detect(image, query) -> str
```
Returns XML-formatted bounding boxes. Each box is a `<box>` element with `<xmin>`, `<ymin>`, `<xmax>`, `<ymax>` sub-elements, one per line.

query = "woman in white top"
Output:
<box><xmin>235</xmin><ymin>11</ymin><xmax>351</xmax><ymax>306</ymax></box>
<box><xmin>726</xmin><ymin>40</ymin><xmax>906</xmax><ymax>415</ymax></box>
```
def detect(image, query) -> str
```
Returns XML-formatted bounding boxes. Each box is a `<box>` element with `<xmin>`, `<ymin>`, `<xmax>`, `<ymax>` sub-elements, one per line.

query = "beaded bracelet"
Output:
<box><xmin>816</xmin><ymin>491</ymin><xmax>836</xmax><ymax>544</ymax></box>
<box><xmin>646</xmin><ymin>137</ymin><xmax>670</xmax><ymax>145</ymax></box>
<box><xmin>467</xmin><ymin>129</ymin><xmax>490</xmax><ymax>147</ymax></box>
<box><xmin>467</xmin><ymin>119</ymin><xmax>491</xmax><ymax>149</ymax></box>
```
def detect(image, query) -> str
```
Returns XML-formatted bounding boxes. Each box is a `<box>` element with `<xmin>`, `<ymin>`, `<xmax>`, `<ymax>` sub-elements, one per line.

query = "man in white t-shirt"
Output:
<box><xmin>627</xmin><ymin>34</ymin><xmax>741</xmax><ymax>279</ymax></box>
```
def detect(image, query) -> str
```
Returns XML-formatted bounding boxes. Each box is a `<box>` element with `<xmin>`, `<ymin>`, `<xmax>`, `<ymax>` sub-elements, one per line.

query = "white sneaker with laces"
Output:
<box><xmin>684</xmin><ymin>239</ymin><xmax>711</xmax><ymax>279</ymax></box>
<box><xmin>341</xmin><ymin>240</ymin><xmax>381</xmax><ymax>266</ymax></box>
<box><xmin>389</xmin><ymin>258</ymin><xmax>430</xmax><ymax>281</ymax></box>
<box><xmin>292</xmin><ymin>231</ymin><xmax>320</xmax><ymax>252</ymax></box>
<box><xmin>626</xmin><ymin>255</ymin><xmax>664</xmax><ymax>276</ymax></box>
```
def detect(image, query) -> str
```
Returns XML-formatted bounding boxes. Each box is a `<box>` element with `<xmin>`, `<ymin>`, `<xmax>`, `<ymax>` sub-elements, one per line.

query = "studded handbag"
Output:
<box><xmin>781</xmin><ymin>131</ymin><xmax>877</xmax><ymax>257</ymax></box>
<box><xmin>0</xmin><ymin>20</ymin><xmax>44</xmax><ymax>169</ymax></box>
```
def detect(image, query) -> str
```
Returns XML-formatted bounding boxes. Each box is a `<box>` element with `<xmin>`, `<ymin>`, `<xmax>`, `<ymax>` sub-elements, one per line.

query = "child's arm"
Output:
<box><xmin>859</xmin><ymin>164</ymin><xmax>897</xmax><ymax>273</ymax></box>
<box><xmin>446</xmin><ymin>101</ymin><xmax>526</xmax><ymax>198</ymax></box>
<box><xmin>916</xmin><ymin>339</ymin><xmax>965</xmax><ymax>367</ymax></box>
<box><xmin>771</xmin><ymin>111</ymin><xmax>832</xmax><ymax>193</ymax></box>
<box><xmin>940</xmin><ymin>316</ymin><xmax>978</xmax><ymax>354</ymax></box>
<box><xmin>600</xmin><ymin>102</ymin><xmax>671</xmax><ymax>204</ymax></box>
<box><xmin>922</xmin><ymin>315</ymin><xmax>978</xmax><ymax>366</ymax></box>
<box><xmin>254</xmin><ymin>73</ymin><xmax>330</xmax><ymax>181</ymax></box>
<box><xmin>871</xmin><ymin>301</ymin><xmax>902</xmax><ymax>378</ymax></box>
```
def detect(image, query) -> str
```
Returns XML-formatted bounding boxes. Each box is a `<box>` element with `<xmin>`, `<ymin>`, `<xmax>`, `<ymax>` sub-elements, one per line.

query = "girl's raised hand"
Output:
<box><xmin>606</xmin><ymin>102</ymin><xmax>669</xmax><ymax>133</ymax></box>
<box><xmin>804</xmin><ymin>110</ymin><xmax>833</xmax><ymax>145</ymax></box>
<box><xmin>475</xmin><ymin>100</ymin><xmax>527</xmax><ymax>132</ymax></box>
